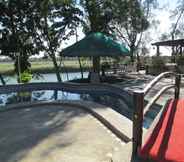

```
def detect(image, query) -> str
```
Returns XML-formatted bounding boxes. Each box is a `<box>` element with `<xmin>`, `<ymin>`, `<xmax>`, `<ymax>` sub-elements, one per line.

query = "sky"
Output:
<box><xmin>62</xmin><ymin>0</ymin><xmax>180</xmax><ymax>56</ymax></box>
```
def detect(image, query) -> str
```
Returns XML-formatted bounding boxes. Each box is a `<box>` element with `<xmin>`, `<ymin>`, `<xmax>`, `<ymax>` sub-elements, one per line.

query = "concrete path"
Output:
<box><xmin>0</xmin><ymin>105</ymin><xmax>125</xmax><ymax>162</ymax></box>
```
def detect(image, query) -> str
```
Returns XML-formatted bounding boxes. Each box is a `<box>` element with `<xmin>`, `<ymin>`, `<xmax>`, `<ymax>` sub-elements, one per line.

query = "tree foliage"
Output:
<box><xmin>0</xmin><ymin>0</ymin><xmax>38</xmax><ymax>74</ymax></box>
<box><xmin>170</xmin><ymin>0</ymin><xmax>184</xmax><ymax>39</ymax></box>
<box><xmin>160</xmin><ymin>0</ymin><xmax>184</xmax><ymax>41</ymax></box>
<box><xmin>0</xmin><ymin>0</ymin><xmax>82</xmax><ymax>82</ymax></box>
<box><xmin>32</xmin><ymin>0</ymin><xmax>82</xmax><ymax>81</ymax></box>
<box><xmin>160</xmin><ymin>0</ymin><xmax>184</xmax><ymax>60</ymax></box>
<box><xmin>79</xmin><ymin>0</ymin><xmax>114</xmax><ymax>73</ymax></box>
<box><xmin>0</xmin><ymin>0</ymin><xmax>159</xmax><ymax>77</ymax></box>
<box><xmin>78</xmin><ymin>0</ymin><xmax>157</xmax><ymax>72</ymax></box>
<box><xmin>108</xmin><ymin>0</ymin><xmax>157</xmax><ymax>60</ymax></box>
<box><xmin>80</xmin><ymin>0</ymin><xmax>113</xmax><ymax>34</ymax></box>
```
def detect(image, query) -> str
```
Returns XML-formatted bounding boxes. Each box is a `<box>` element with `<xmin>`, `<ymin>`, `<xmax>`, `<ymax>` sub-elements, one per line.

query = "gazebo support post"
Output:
<box><xmin>78</xmin><ymin>57</ymin><xmax>84</xmax><ymax>79</ymax></box>
<box><xmin>180</xmin><ymin>46</ymin><xmax>182</xmax><ymax>56</ymax></box>
<box><xmin>171</xmin><ymin>46</ymin><xmax>176</xmax><ymax>63</ymax></box>
<box><xmin>156</xmin><ymin>45</ymin><xmax>160</xmax><ymax>56</ymax></box>
<box><xmin>93</xmin><ymin>56</ymin><xmax>100</xmax><ymax>73</ymax></box>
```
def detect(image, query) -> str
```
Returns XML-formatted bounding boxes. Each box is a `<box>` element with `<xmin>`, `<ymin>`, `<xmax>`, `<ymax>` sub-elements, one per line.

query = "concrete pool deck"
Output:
<box><xmin>0</xmin><ymin>101</ymin><xmax>133</xmax><ymax>162</ymax></box>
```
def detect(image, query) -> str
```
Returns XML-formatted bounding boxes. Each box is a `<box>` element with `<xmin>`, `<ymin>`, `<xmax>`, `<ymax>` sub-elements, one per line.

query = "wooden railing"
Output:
<box><xmin>132</xmin><ymin>72</ymin><xmax>181</xmax><ymax>156</ymax></box>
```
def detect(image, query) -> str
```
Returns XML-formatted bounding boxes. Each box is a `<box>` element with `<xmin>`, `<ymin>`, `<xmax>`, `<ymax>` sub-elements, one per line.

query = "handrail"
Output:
<box><xmin>143</xmin><ymin>84</ymin><xmax>175</xmax><ymax>116</ymax></box>
<box><xmin>132</xmin><ymin>72</ymin><xmax>181</xmax><ymax>156</ymax></box>
<box><xmin>0</xmin><ymin>82</ymin><xmax>133</xmax><ymax>108</ymax></box>
<box><xmin>143</xmin><ymin>72</ymin><xmax>176</xmax><ymax>95</ymax></box>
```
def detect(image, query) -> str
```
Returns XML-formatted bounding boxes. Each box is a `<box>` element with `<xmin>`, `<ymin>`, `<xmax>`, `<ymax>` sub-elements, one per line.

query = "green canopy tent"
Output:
<box><xmin>61</xmin><ymin>32</ymin><xmax>130</xmax><ymax>76</ymax></box>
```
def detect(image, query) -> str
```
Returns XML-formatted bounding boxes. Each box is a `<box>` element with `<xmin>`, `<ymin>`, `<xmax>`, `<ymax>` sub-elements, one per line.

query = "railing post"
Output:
<box><xmin>132</xmin><ymin>91</ymin><xmax>144</xmax><ymax>156</ymax></box>
<box><xmin>175</xmin><ymin>74</ymin><xmax>181</xmax><ymax>99</ymax></box>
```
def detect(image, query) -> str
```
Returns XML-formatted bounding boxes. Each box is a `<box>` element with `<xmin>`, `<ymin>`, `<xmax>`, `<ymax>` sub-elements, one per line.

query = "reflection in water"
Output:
<box><xmin>0</xmin><ymin>98</ymin><xmax>3</xmax><ymax>104</ymax></box>
<box><xmin>0</xmin><ymin>91</ymin><xmax>132</xmax><ymax>118</ymax></box>
<box><xmin>32</xmin><ymin>91</ymin><xmax>45</xmax><ymax>100</ymax></box>
<box><xmin>0</xmin><ymin>91</ymin><xmax>82</xmax><ymax>106</ymax></box>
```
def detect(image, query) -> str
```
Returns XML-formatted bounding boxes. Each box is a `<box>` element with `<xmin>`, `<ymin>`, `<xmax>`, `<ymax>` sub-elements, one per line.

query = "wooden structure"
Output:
<box><xmin>132</xmin><ymin>72</ymin><xmax>181</xmax><ymax>157</ymax></box>
<box><xmin>152</xmin><ymin>39</ymin><xmax>184</xmax><ymax>56</ymax></box>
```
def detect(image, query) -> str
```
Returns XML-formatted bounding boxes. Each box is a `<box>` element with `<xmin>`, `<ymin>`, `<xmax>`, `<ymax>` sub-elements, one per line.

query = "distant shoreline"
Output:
<box><xmin>0</xmin><ymin>60</ymin><xmax>92</xmax><ymax>75</ymax></box>
<box><xmin>0</xmin><ymin>67</ymin><xmax>91</xmax><ymax>75</ymax></box>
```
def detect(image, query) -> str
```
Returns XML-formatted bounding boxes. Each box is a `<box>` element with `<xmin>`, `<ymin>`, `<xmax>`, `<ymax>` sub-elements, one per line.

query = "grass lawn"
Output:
<box><xmin>0</xmin><ymin>62</ymin><xmax>14</xmax><ymax>74</ymax></box>
<box><xmin>0</xmin><ymin>60</ymin><xmax>92</xmax><ymax>75</ymax></box>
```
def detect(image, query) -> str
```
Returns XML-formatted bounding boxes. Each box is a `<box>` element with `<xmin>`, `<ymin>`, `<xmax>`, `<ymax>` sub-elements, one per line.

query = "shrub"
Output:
<box><xmin>20</xmin><ymin>70</ymin><xmax>32</xmax><ymax>83</ymax></box>
<box><xmin>176</xmin><ymin>55</ymin><xmax>184</xmax><ymax>66</ymax></box>
<box><xmin>151</xmin><ymin>56</ymin><xmax>166</xmax><ymax>69</ymax></box>
<box><xmin>147</xmin><ymin>56</ymin><xmax>167</xmax><ymax>75</ymax></box>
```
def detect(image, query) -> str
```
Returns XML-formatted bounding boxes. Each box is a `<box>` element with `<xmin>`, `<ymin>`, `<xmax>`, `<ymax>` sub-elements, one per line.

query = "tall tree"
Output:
<box><xmin>160</xmin><ymin>0</ymin><xmax>184</xmax><ymax>61</ymax></box>
<box><xmin>109</xmin><ymin>0</ymin><xmax>157</xmax><ymax>62</ymax></box>
<box><xmin>0</xmin><ymin>0</ymin><xmax>82</xmax><ymax>82</ymax></box>
<box><xmin>80</xmin><ymin>0</ymin><xmax>112</xmax><ymax>34</ymax></box>
<box><xmin>80</xmin><ymin>0</ymin><xmax>112</xmax><ymax>73</ymax></box>
<box><xmin>170</xmin><ymin>0</ymin><xmax>184</xmax><ymax>58</ymax></box>
<box><xmin>31</xmin><ymin>0</ymin><xmax>82</xmax><ymax>82</ymax></box>
<box><xmin>0</xmin><ymin>0</ymin><xmax>37</xmax><ymax>81</ymax></box>
<box><xmin>170</xmin><ymin>0</ymin><xmax>184</xmax><ymax>40</ymax></box>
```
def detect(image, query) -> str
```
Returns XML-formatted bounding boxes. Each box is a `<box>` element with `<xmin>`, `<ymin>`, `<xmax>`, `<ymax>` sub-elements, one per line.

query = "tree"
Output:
<box><xmin>170</xmin><ymin>0</ymin><xmax>184</xmax><ymax>58</ymax></box>
<box><xmin>109</xmin><ymin>0</ymin><xmax>157</xmax><ymax>63</ymax></box>
<box><xmin>170</xmin><ymin>0</ymin><xmax>184</xmax><ymax>40</ymax></box>
<box><xmin>31</xmin><ymin>0</ymin><xmax>82</xmax><ymax>82</ymax></box>
<box><xmin>0</xmin><ymin>0</ymin><xmax>37</xmax><ymax>82</ymax></box>
<box><xmin>80</xmin><ymin>0</ymin><xmax>113</xmax><ymax>73</ymax></box>
<box><xmin>0</xmin><ymin>0</ymin><xmax>82</xmax><ymax>82</ymax></box>
<box><xmin>80</xmin><ymin>0</ymin><xmax>112</xmax><ymax>34</ymax></box>
<box><xmin>160</xmin><ymin>0</ymin><xmax>184</xmax><ymax>61</ymax></box>
<box><xmin>160</xmin><ymin>1</ymin><xmax>184</xmax><ymax>41</ymax></box>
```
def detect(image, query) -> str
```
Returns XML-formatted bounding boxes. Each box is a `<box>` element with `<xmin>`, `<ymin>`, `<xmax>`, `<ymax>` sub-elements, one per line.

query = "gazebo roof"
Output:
<box><xmin>152</xmin><ymin>39</ymin><xmax>184</xmax><ymax>47</ymax></box>
<box><xmin>61</xmin><ymin>32</ymin><xmax>130</xmax><ymax>57</ymax></box>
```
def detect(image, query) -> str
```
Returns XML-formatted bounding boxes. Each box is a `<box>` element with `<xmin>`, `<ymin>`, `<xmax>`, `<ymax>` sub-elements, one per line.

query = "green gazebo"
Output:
<box><xmin>61</xmin><ymin>32</ymin><xmax>130</xmax><ymax>74</ymax></box>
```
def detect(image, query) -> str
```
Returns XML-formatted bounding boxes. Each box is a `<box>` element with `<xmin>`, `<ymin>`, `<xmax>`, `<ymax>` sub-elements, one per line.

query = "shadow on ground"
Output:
<box><xmin>0</xmin><ymin>105</ymin><xmax>87</xmax><ymax>162</ymax></box>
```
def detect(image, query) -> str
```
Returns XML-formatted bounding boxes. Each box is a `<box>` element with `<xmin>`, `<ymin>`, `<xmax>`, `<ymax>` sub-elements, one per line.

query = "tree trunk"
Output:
<box><xmin>51</xmin><ymin>54</ymin><xmax>62</xmax><ymax>82</ymax></box>
<box><xmin>92</xmin><ymin>56</ymin><xmax>100</xmax><ymax>73</ymax></box>
<box><xmin>78</xmin><ymin>57</ymin><xmax>84</xmax><ymax>79</ymax></box>
<box><xmin>136</xmin><ymin>53</ymin><xmax>140</xmax><ymax>72</ymax></box>
<box><xmin>130</xmin><ymin>45</ymin><xmax>135</xmax><ymax>62</ymax></box>
<box><xmin>17</xmin><ymin>53</ymin><xmax>21</xmax><ymax>83</ymax></box>
<box><xmin>171</xmin><ymin>34</ymin><xmax>176</xmax><ymax>63</ymax></box>
<box><xmin>0</xmin><ymin>74</ymin><xmax>6</xmax><ymax>85</ymax></box>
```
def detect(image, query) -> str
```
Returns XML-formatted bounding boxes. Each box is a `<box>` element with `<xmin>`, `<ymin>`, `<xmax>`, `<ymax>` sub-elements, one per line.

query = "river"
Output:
<box><xmin>3</xmin><ymin>72</ymin><xmax>89</xmax><ymax>84</ymax></box>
